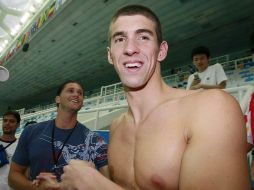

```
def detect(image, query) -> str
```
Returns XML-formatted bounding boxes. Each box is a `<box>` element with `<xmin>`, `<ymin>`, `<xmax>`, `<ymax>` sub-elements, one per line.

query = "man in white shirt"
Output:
<box><xmin>186</xmin><ymin>46</ymin><xmax>227</xmax><ymax>90</ymax></box>
<box><xmin>0</xmin><ymin>110</ymin><xmax>20</xmax><ymax>190</ymax></box>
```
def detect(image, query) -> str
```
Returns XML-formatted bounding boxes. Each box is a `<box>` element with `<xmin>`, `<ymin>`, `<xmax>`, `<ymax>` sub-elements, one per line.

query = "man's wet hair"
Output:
<box><xmin>191</xmin><ymin>46</ymin><xmax>210</xmax><ymax>59</ymax></box>
<box><xmin>108</xmin><ymin>4</ymin><xmax>162</xmax><ymax>45</ymax></box>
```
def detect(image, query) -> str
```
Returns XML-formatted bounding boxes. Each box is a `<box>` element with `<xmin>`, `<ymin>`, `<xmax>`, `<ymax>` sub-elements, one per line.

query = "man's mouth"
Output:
<box><xmin>3</xmin><ymin>126</ymin><xmax>10</xmax><ymax>130</ymax></box>
<box><xmin>123</xmin><ymin>61</ymin><xmax>143</xmax><ymax>72</ymax></box>
<box><xmin>125</xmin><ymin>62</ymin><xmax>142</xmax><ymax>68</ymax></box>
<box><xmin>71</xmin><ymin>100</ymin><xmax>79</xmax><ymax>103</ymax></box>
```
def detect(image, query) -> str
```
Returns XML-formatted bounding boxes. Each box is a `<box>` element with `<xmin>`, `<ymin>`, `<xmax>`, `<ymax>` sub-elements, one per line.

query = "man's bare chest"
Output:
<box><xmin>108</xmin><ymin>122</ymin><xmax>186</xmax><ymax>190</ymax></box>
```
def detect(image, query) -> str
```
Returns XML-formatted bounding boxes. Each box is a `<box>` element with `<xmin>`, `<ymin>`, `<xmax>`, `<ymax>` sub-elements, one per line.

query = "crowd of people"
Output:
<box><xmin>0</xmin><ymin>4</ymin><xmax>252</xmax><ymax>190</ymax></box>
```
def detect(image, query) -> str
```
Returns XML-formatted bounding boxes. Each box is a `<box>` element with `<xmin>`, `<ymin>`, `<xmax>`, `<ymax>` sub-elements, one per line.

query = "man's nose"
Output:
<box><xmin>73</xmin><ymin>91</ymin><xmax>79</xmax><ymax>96</ymax></box>
<box><xmin>196</xmin><ymin>59</ymin><xmax>202</xmax><ymax>64</ymax></box>
<box><xmin>73</xmin><ymin>90</ymin><xmax>82</xmax><ymax>97</ymax></box>
<box><xmin>123</xmin><ymin>39</ymin><xmax>139</xmax><ymax>55</ymax></box>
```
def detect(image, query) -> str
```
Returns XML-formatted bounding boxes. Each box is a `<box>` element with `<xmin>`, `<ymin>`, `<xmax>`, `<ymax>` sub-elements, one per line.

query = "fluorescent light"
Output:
<box><xmin>29</xmin><ymin>5</ymin><xmax>36</xmax><ymax>13</ymax></box>
<box><xmin>14</xmin><ymin>24</ymin><xmax>21</xmax><ymax>31</ymax></box>
<box><xmin>10</xmin><ymin>30</ymin><xmax>17</xmax><ymax>36</ymax></box>
<box><xmin>20</xmin><ymin>12</ymin><xmax>31</xmax><ymax>24</ymax></box>
<box><xmin>35</xmin><ymin>0</ymin><xmax>44</xmax><ymax>5</ymax></box>
<box><xmin>10</xmin><ymin>24</ymin><xmax>21</xmax><ymax>36</ymax></box>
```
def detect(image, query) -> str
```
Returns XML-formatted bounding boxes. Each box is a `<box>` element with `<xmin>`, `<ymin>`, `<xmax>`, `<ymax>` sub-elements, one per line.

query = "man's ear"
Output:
<box><xmin>157</xmin><ymin>41</ymin><xmax>168</xmax><ymax>62</ymax></box>
<box><xmin>107</xmin><ymin>47</ymin><xmax>113</xmax><ymax>65</ymax></box>
<box><xmin>55</xmin><ymin>96</ymin><xmax>60</xmax><ymax>104</ymax></box>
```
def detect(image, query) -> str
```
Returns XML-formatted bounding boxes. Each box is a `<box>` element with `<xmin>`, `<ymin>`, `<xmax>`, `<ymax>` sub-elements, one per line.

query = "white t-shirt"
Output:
<box><xmin>0</xmin><ymin>139</ymin><xmax>18</xmax><ymax>190</ymax></box>
<box><xmin>186</xmin><ymin>63</ymin><xmax>227</xmax><ymax>90</ymax></box>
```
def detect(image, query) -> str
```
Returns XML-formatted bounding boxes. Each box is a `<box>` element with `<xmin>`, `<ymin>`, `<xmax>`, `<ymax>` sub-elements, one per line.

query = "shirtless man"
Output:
<box><xmin>60</xmin><ymin>4</ymin><xmax>251</xmax><ymax>190</ymax></box>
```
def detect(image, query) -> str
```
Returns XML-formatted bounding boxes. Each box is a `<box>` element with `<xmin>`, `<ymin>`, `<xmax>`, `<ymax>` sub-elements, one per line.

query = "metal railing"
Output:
<box><xmin>1</xmin><ymin>54</ymin><xmax>254</xmax><ymax>133</ymax></box>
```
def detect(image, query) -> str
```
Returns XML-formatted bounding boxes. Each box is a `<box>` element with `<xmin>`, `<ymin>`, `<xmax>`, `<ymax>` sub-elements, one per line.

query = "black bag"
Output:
<box><xmin>0</xmin><ymin>142</ymin><xmax>14</xmax><ymax>167</ymax></box>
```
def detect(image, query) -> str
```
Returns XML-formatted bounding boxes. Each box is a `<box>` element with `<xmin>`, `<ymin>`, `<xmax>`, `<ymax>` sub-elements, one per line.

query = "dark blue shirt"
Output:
<box><xmin>12</xmin><ymin>120</ymin><xmax>108</xmax><ymax>180</ymax></box>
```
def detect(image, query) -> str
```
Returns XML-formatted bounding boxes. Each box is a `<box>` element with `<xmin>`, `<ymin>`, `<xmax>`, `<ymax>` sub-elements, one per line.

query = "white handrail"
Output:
<box><xmin>79</xmin><ymin>85</ymin><xmax>254</xmax><ymax>130</ymax></box>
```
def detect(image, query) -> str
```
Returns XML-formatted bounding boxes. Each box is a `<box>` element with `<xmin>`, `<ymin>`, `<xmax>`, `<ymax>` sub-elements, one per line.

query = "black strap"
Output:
<box><xmin>0</xmin><ymin>140</ymin><xmax>16</xmax><ymax>151</ymax></box>
<box><xmin>51</xmin><ymin>121</ymin><xmax>77</xmax><ymax>167</ymax></box>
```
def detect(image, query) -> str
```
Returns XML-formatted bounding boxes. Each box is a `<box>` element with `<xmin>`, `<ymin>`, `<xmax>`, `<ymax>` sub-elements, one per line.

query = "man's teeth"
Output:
<box><xmin>71</xmin><ymin>100</ymin><xmax>78</xmax><ymax>103</ymax></box>
<box><xmin>125</xmin><ymin>63</ymin><xmax>142</xmax><ymax>68</ymax></box>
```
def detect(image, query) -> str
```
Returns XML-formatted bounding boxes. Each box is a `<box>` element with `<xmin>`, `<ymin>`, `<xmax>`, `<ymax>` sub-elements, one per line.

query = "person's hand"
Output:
<box><xmin>33</xmin><ymin>172</ymin><xmax>60</xmax><ymax>190</ymax></box>
<box><xmin>60</xmin><ymin>160</ymin><xmax>99</xmax><ymax>190</ymax></box>
<box><xmin>191</xmin><ymin>76</ymin><xmax>201</xmax><ymax>86</ymax></box>
<box><xmin>190</xmin><ymin>83</ymin><xmax>203</xmax><ymax>90</ymax></box>
<box><xmin>190</xmin><ymin>75</ymin><xmax>202</xmax><ymax>90</ymax></box>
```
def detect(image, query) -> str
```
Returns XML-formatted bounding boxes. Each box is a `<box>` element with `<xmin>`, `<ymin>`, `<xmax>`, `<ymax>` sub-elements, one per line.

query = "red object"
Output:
<box><xmin>249</xmin><ymin>93</ymin><xmax>254</xmax><ymax>141</ymax></box>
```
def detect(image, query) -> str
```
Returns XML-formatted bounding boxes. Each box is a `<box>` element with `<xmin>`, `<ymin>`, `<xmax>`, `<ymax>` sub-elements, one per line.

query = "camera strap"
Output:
<box><xmin>0</xmin><ymin>139</ymin><xmax>16</xmax><ymax>151</ymax></box>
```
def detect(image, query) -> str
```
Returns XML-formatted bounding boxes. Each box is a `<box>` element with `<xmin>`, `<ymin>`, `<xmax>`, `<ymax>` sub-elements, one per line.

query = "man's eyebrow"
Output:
<box><xmin>136</xmin><ymin>29</ymin><xmax>154</xmax><ymax>36</ymax></box>
<box><xmin>112</xmin><ymin>31</ymin><xmax>125</xmax><ymax>39</ymax></box>
<box><xmin>111</xmin><ymin>29</ymin><xmax>154</xmax><ymax>40</ymax></box>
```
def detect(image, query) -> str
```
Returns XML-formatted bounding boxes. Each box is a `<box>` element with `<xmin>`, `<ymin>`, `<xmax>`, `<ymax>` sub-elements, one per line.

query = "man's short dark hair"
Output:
<box><xmin>108</xmin><ymin>4</ymin><xmax>162</xmax><ymax>45</ymax></box>
<box><xmin>3</xmin><ymin>110</ymin><xmax>21</xmax><ymax>123</ymax></box>
<box><xmin>56</xmin><ymin>80</ymin><xmax>84</xmax><ymax>96</ymax></box>
<box><xmin>191</xmin><ymin>46</ymin><xmax>210</xmax><ymax>59</ymax></box>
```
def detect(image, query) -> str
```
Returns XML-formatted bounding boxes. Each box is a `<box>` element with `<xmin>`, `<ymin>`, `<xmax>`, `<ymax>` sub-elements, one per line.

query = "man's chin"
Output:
<box><xmin>69</xmin><ymin>106</ymin><xmax>82</xmax><ymax>112</ymax></box>
<box><xmin>3</xmin><ymin>131</ymin><xmax>13</xmax><ymax>135</ymax></box>
<box><xmin>122</xmin><ymin>80</ymin><xmax>147</xmax><ymax>91</ymax></box>
<box><xmin>125</xmin><ymin>84</ymin><xmax>146</xmax><ymax>92</ymax></box>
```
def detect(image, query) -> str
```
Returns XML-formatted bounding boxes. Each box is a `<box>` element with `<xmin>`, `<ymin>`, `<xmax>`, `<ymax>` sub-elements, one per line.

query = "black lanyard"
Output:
<box><xmin>51</xmin><ymin>122</ymin><xmax>77</xmax><ymax>167</ymax></box>
<box><xmin>0</xmin><ymin>139</ymin><xmax>16</xmax><ymax>151</ymax></box>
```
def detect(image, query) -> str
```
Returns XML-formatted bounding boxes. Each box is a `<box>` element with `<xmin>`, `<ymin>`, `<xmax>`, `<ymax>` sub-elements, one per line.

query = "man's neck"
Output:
<box><xmin>0</xmin><ymin>134</ymin><xmax>16</xmax><ymax>142</ymax></box>
<box><xmin>125</xmin><ymin>75</ymin><xmax>170</xmax><ymax>125</ymax></box>
<box><xmin>198</xmin><ymin>65</ymin><xmax>209</xmax><ymax>73</ymax></box>
<box><xmin>55</xmin><ymin>110</ymin><xmax>78</xmax><ymax>129</ymax></box>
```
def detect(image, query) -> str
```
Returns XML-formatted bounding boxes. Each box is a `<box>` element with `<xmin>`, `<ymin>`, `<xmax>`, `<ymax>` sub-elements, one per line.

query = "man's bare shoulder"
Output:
<box><xmin>184</xmin><ymin>89</ymin><xmax>245</xmax><ymax>141</ymax></box>
<box><xmin>109</xmin><ymin>112</ymin><xmax>127</xmax><ymax>134</ymax></box>
<box><xmin>179</xmin><ymin>89</ymin><xmax>250</xmax><ymax>189</ymax></box>
<box><xmin>183</xmin><ymin>88</ymin><xmax>238</xmax><ymax>109</ymax></box>
<box><xmin>167</xmin><ymin>88</ymin><xmax>235</xmax><ymax>109</ymax></box>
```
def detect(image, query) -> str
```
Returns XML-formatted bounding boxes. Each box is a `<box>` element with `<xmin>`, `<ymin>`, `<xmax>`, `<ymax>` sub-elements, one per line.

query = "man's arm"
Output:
<box><xmin>8</xmin><ymin>162</ymin><xmax>59</xmax><ymax>190</ymax></box>
<box><xmin>8</xmin><ymin>162</ymin><xmax>36</xmax><ymax>190</ymax></box>
<box><xmin>206</xmin><ymin>80</ymin><xmax>226</xmax><ymax>89</ymax></box>
<box><xmin>60</xmin><ymin>160</ymin><xmax>124</xmax><ymax>190</ymax></box>
<box><xmin>180</xmin><ymin>90</ymin><xmax>251</xmax><ymax>190</ymax></box>
<box><xmin>191</xmin><ymin>80</ymin><xmax>227</xmax><ymax>90</ymax></box>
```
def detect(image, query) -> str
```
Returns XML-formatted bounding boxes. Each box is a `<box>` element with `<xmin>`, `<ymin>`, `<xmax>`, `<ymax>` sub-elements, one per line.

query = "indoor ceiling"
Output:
<box><xmin>0</xmin><ymin>0</ymin><xmax>46</xmax><ymax>56</ymax></box>
<box><xmin>0</xmin><ymin>0</ymin><xmax>254</xmax><ymax>113</ymax></box>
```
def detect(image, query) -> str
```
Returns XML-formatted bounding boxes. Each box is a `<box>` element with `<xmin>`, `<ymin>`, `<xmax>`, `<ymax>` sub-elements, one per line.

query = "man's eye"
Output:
<box><xmin>139</xmin><ymin>35</ymin><xmax>149</xmax><ymax>40</ymax></box>
<box><xmin>114</xmin><ymin>37</ymin><xmax>124</xmax><ymax>43</ymax></box>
